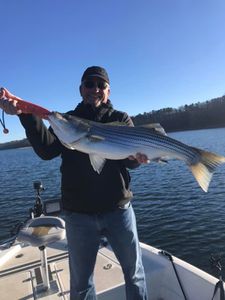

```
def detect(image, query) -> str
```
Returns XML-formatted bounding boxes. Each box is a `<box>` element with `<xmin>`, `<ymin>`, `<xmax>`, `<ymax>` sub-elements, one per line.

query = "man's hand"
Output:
<box><xmin>128</xmin><ymin>153</ymin><xmax>150</xmax><ymax>164</ymax></box>
<box><xmin>0</xmin><ymin>89</ymin><xmax>22</xmax><ymax>115</ymax></box>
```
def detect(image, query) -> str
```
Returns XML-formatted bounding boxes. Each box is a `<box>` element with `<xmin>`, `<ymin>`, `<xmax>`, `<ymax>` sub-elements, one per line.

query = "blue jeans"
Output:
<box><xmin>64</xmin><ymin>204</ymin><xmax>148</xmax><ymax>300</ymax></box>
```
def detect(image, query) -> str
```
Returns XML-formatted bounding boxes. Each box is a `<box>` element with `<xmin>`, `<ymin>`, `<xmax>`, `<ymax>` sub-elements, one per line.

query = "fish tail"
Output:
<box><xmin>190</xmin><ymin>148</ymin><xmax>225</xmax><ymax>192</ymax></box>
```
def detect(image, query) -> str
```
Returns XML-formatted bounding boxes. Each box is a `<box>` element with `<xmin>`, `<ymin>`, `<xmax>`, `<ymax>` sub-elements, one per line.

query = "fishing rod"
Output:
<box><xmin>0</xmin><ymin>87</ymin><xmax>51</xmax><ymax>134</ymax></box>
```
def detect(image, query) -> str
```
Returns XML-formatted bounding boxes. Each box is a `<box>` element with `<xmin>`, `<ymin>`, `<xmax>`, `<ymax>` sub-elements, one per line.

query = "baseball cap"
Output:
<box><xmin>81</xmin><ymin>66</ymin><xmax>110</xmax><ymax>84</ymax></box>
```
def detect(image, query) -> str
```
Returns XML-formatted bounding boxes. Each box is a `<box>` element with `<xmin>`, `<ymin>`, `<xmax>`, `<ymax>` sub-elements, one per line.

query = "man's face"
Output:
<box><xmin>80</xmin><ymin>76</ymin><xmax>110</xmax><ymax>108</ymax></box>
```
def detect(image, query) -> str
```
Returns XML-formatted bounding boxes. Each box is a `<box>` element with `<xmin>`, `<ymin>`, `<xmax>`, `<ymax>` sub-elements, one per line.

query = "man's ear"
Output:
<box><xmin>79</xmin><ymin>85</ymin><xmax>82</xmax><ymax>96</ymax></box>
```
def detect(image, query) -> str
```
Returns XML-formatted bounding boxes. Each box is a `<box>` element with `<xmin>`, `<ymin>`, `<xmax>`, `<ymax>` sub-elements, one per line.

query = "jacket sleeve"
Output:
<box><xmin>19</xmin><ymin>114</ymin><xmax>63</xmax><ymax>160</ymax></box>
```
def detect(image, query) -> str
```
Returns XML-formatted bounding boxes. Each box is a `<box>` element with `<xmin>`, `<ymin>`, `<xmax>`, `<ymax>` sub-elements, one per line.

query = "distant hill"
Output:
<box><xmin>132</xmin><ymin>95</ymin><xmax>225</xmax><ymax>132</ymax></box>
<box><xmin>0</xmin><ymin>138</ymin><xmax>30</xmax><ymax>150</ymax></box>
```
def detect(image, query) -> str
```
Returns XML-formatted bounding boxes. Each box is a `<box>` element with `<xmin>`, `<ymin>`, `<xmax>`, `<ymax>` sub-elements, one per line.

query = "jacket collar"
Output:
<box><xmin>73</xmin><ymin>100</ymin><xmax>113</xmax><ymax>122</ymax></box>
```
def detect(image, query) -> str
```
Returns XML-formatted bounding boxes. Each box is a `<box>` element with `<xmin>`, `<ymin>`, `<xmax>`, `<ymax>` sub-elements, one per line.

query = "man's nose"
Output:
<box><xmin>93</xmin><ymin>86</ymin><xmax>100</xmax><ymax>92</ymax></box>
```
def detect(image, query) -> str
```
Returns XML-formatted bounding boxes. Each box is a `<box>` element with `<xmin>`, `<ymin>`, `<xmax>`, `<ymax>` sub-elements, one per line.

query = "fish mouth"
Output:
<box><xmin>48</xmin><ymin>111</ymin><xmax>64</xmax><ymax>120</ymax></box>
<box><xmin>47</xmin><ymin>112</ymin><xmax>65</xmax><ymax>130</ymax></box>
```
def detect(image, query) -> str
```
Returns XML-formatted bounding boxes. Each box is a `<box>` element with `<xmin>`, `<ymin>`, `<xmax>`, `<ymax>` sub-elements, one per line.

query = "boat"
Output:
<box><xmin>0</xmin><ymin>181</ymin><xmax>224</xmax><ymax>300</ymax></box>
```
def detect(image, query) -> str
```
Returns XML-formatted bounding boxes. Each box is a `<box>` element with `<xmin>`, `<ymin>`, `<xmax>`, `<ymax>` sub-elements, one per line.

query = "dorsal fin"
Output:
<box><xmin>139</xmin><ymin>123</ymin><xmax>167</xmax><ymax>136</ymax></box>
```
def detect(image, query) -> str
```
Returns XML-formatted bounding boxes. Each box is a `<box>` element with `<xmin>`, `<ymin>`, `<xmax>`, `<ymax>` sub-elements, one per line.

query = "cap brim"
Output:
<box><xmin>83</xmin><ymin>74</ymin><xmax>109</xmax><ymax>83</ymax></box>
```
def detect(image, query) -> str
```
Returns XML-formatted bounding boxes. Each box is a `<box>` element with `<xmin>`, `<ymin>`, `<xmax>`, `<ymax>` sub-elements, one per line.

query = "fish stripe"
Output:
<box><xmin>91</xmin><ymin>123</ymin><xmax>197</xmax><ymax>162</ymax></box>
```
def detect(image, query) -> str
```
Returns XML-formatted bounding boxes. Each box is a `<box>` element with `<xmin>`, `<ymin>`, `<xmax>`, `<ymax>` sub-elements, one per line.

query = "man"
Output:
<box><xmin>0</xmin><ymin>66</ymin><xmax>148</xmax><ymax>299</ymax></box>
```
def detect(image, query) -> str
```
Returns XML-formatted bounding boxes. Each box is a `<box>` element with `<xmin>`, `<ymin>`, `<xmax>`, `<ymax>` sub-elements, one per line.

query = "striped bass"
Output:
<box><xmin>48</xmin><ymin>112</ymin><xmax>225</xmax><ymax>192</ymax></box>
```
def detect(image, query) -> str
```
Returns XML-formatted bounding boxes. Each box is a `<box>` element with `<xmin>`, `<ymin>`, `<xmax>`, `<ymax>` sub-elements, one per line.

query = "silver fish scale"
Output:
<box><xmin>90</xmin><ymin>123</ymin><xmax>198</xmax><ymax>162</ymax></box>
<box><xmin>48</xmin><ymin>113</ymin><xmax>225</xmax><ymax>192</ymax></box>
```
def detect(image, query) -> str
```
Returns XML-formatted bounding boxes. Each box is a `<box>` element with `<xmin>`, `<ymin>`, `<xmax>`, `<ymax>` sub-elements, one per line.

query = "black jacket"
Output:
<box><xmin>19</xmin><ymin>101</ymin><xmax>139</xmax><ymax>213</ymax></box>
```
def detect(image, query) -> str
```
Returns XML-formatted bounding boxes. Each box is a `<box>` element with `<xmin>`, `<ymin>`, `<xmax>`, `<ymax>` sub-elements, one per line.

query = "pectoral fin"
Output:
<box><xmin>89</xmin><ymin>154</ymin><xmax>106</xmax><ymax>174</ymax></box>
<box><xmin>88</xmin><ymin>135</ymin><xmax>105</xmax><ymax>142</ymax></box>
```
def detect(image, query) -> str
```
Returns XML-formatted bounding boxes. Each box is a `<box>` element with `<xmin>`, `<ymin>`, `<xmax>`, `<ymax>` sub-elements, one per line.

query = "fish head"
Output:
<box><xmin>48</xmin><ymin>112</ymin><xmax>89</xmax><ymax>146</ymax></box>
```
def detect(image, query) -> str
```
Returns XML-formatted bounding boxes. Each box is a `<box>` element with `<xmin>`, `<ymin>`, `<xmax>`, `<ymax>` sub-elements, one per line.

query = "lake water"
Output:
<box><xmin>1</xmin><ymin>127</ymin><xmax>225</xmax><ymax>277</ymax></box>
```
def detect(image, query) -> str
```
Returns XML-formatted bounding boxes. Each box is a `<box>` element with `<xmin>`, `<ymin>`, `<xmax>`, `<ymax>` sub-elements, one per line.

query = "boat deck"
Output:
<box><xmin>0</xmin><ymin>239</ymin><xmax>223</xmax><ymax>300</ymax></box>
<box><xmin>0</xmin><ymin>239</ymin><xmax>126</xmax><ymax>300</ymax></box>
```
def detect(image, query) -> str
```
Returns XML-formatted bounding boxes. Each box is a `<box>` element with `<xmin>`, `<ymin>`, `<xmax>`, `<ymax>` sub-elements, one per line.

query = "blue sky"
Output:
<box><xmin>1</xmin><ymin>0</ymin><xmax>225</xmax><ymax>142</ymax></box>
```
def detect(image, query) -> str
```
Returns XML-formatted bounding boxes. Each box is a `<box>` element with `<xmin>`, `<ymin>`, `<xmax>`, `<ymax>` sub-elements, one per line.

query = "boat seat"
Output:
<box><xmin>17</xmin><ymin>216</ymin><xmax>65</xmax><ymax>247</ymax></box>
<box><xmin>17</xmin><ymin>216</ymin><xmax>66</xmax><ymax>292</ymax></box>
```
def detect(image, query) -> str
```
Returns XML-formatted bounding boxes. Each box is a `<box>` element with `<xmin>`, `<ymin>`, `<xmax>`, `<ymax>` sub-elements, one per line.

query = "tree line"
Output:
<box><xmin>132</xmin><ymin>95</ymin><xmax>225</xmax><ymax>132</ymax></box>
<box><xmin>0</xmin><ymin>138</ymin><xmax>30</xmax><ymax>150</ymax></box>
<box><xmin>1</xmin><ymin>94</ymin><xmax>225</xmax><ymax>150</ymax></box>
